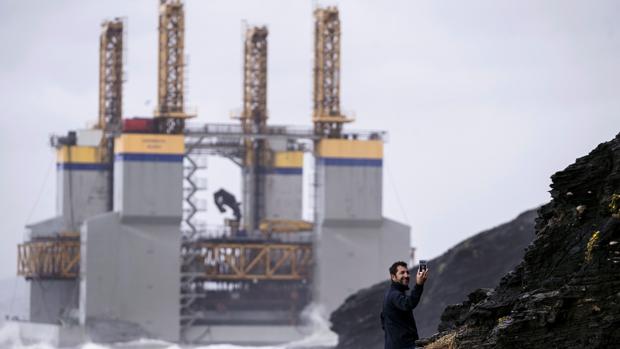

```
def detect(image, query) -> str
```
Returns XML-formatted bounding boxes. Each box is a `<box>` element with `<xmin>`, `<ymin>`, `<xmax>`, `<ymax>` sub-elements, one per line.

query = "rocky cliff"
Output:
<box><xmin>330</xmin><ymin>208</ymin><xmax>538</xmax><ymax>349</ymax></box>
<box><xmin>419</xmin><ymin>134</ymin><xmax>620</xmax><ymax>348</ymax></box>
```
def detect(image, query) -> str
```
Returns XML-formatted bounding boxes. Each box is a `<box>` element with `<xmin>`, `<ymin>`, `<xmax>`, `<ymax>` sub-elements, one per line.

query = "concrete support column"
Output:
<box><xmin>80</xmin><ymin>134</ymin><xmax>183</xmax><ymax>342</ymax></box>
<box><xmin>264</xmin><ymin>151</ymin><xmax>304</xmax><ymax>220</ymax></box>
<box><xmin>56</xmin><ymin>145</ymin><xmax>109</xmax><ymax>231</ymax></box>
<box><xmin>314</xmin><ymin>139</ymin><xmax>410</xmax><ymax>313</ymax></box>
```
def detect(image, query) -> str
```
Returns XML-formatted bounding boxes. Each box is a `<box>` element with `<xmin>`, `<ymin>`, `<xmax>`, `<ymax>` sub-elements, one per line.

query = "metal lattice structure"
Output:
<box><xmin>182</xmin><ymin>155</ymin><xmax>207</xmax><ymax>240</ymax></box>
<box><xmin>185</xmin><ymin>242</ymin><xmax>312</xmax><ymax>281</ymax></box>
<box><xmin>313</xmin><ymin>7</ymin><xmax>351</xmax><ymax>138</ymax></box>
<box><xmin>242</xmin><ymin>26</ymin><xmax>269</xmax><ymax>167</ymax></box>
<box><xmin>181</xmin><ymin>239</ymin><xmax>313</xmax><ymax>328</ymax></box>
<box><xmin>156</xmin><ymin>0</ymin><xmax>191</xmax><ymax>133</ymax></box>
<box><xmin>241</xmin><ymin>26</ymin><xmax>270</xmax><ymax>231</ymax></box>
<box><xmin>180</xmin><ymin>154</ymin><xmax>207</xmax><ymax>340</ymax></box>
<box><xmin>242</xmin><ymin>26</ymin><xmax>269</xmax><ymax>134</ymax></box>
<box><xmin>17</xmin><ymin>239</ymin><xmax>80</xmax><ymax>279</ymax></box>
<box><xmin>98</xmin><ymin>18</ymin><xmax>124</xmax><ymax>212</ymax></box>
<box><xmin>98</xmin><ymin>19</ymin><xmax>124</xmax><ymax>135</ymax></box>
<box><xmin>17</xmin><ymin>238</ymin><xmax>311</xmax><ymax>282</ymax></box>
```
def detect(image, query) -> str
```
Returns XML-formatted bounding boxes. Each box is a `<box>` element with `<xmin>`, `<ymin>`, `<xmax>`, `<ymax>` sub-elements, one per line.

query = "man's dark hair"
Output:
<box><xmin>389</xmin><ymin>261</ymin><xmax>408</xmax><ymax>276</ymax></box>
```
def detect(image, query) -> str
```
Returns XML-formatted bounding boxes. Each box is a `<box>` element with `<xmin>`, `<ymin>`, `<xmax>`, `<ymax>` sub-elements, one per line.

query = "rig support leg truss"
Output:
<box><xmin>156</xmin><ymin>0</ymin><xmax>193</xmax><ymax>133</ymax></box>
<box><xmin>98</xmin><ymin>18</ymin><xmax>124</xmax><ymax>210</ymax></box>
<box><xmin>313</xmin><ymin>7</ymin><xmax>351</xmax><ymax>138</ymax></box>
<box><xmin>98</xmin><ymin>18</ymin><xmax>124</xmax><ymax>136</ymax></box>
<box><xmin>241</xmin><ymin>26</ymin><xmax>269</xmax><ymax>231</ymax></box>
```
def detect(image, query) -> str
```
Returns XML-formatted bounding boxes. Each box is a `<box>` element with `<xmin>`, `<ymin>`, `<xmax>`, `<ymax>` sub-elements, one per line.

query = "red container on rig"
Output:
<box><xmin>122</xmin><ymin>118</ymin><xmax>154</xmax><ymax>133</ymax></box>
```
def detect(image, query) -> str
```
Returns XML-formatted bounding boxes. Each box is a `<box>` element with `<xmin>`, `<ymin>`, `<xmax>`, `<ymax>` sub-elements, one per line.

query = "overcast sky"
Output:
<box><xmin>1</xmin><ymin>0</ymin><xmax>619</xmax><ymax>280</ymax></box>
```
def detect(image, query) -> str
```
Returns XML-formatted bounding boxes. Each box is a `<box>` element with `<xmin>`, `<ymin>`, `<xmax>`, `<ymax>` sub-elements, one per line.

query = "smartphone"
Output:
<box><xmin>418</xmin><ymin>260</ymin><xmax>427</xmax><ymax>272</ymax></box>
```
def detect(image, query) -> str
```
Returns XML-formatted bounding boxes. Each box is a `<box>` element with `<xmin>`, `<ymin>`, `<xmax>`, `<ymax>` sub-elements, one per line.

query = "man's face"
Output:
<box><xmin>391</xmin><ymin>265</ymin><xmax>410</xmax><ymax>286</ymax></box>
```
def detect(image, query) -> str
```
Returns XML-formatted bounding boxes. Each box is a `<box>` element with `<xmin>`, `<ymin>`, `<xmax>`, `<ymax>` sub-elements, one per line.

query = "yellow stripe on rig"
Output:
<box><xmin>57</xmin><ymin>146</ymin><xmax>100</xmax><ymax>164</ymax></box>
<box><xmin>317</xmin><ymin>139</ymin><xmax>383</xmax><ymax>159</ymax></box>
<box><xmin>114</xmin><ymin>134</ymin><xmax>185</xmax><ymax>155</ymax></box>
<box><xmin>273</xmin><ymin>151</ymin><xmax>303</xmax><ymax>168</ymax></box>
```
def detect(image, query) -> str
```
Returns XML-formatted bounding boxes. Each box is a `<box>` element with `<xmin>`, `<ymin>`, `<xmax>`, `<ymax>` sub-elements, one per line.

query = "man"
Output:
<box><xmin>381</xmin><ymin>261</ymin><xmax>429</xmax><ymax>349</ymax></box>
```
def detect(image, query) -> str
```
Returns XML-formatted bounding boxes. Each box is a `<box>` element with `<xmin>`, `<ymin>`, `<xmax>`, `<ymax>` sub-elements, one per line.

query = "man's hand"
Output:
<box><xmin>416</xmin><ymin>269</ymin><xmax>428</xmax><ymax>285</ymax></box>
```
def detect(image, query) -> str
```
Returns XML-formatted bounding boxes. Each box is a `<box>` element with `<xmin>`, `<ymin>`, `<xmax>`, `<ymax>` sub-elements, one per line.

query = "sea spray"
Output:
<box><xmin>0</xmin><ymin>303</ymin><xmax>337</xmax><ymax>349</ymax></box>
<box><xmin>282</xmin><ymin>303</ymin><xmax>337</xmax><ymax>348</ymax></box>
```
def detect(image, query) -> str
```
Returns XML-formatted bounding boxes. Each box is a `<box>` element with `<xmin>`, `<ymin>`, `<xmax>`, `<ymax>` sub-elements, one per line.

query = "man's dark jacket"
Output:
<box><xmin>381</xmin><ymin>281</ymin><xmax>424</xmax><ymax>349</ymax></box>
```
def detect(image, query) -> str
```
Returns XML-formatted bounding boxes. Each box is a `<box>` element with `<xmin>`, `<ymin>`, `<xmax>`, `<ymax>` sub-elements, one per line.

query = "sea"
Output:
<box><xmin>0</xmin><ymin>306</ymin><xmax>337</xmax><ymax>349</ymax></box>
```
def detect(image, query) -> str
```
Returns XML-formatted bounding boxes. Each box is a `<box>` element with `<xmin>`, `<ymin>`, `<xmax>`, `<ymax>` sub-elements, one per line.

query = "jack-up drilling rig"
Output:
<box><xmin>15</xmin><ymin>2</ymin><xmax>412</xmax><ymax>346</ymax></box>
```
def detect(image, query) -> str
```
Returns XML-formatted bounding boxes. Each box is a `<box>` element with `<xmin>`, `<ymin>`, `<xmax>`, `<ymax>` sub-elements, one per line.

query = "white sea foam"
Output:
<box><xmin>0</xmin><ymin>321</ymin><xmax>56</xmax><ymax>349</ymax></box>
<box><xmin>0</xmin><ymin>321</ymin><xmax>22</xmax><ymax>347</ymax></box>
<box><xmin>0</xmin><ymin>304</ymin><xmax>338</xmax><ymax>349</ymax></box>
<box><xmin>281</xmin><ymin>304</ymin><xmax>338</xmax><ymax>349</ymax></box>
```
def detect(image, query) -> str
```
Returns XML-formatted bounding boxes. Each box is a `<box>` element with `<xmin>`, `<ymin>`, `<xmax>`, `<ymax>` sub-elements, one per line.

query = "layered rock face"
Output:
<box><xmin>421</xmin><ymin>134</ymin><xmax>620</xmax><ymax>348</ymax></box>
<box><xmin>330</xmin><ymin>209</ymin><xmax>537</xmax><ymax>349</ymax></box>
